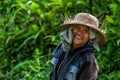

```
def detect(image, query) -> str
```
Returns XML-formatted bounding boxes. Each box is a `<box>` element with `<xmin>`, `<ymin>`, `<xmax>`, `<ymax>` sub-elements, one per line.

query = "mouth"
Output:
<box><xmin>74</xmin><ymin>35</ymin><xmax>82</xmax><ymax>40</ymax></box>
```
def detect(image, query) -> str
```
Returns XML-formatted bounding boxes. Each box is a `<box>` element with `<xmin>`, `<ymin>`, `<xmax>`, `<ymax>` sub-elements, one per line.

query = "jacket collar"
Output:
<box><xmin>70</xmin><ymin>42</ymin><xmax>94</xmax><ymax>54</ymax></box>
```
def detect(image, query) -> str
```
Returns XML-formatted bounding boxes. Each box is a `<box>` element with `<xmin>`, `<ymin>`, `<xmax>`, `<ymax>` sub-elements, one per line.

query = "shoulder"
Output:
<box><xmin>77</xmin><ymin>52</ymin><xmax>99</xmax><ymax>79</ymax></box>
<box><xmin>52</xmin><ymin>43</ymin><xmax>63</xmax><ymax>58</ymax></box>
<box><xmin>51</xmin><ymin>43</ymin><xmax>63</xmax><ymax>65</ymax></box>
<box><xmin>83</xmin><ymin>52</ymin><xmax>99</xmax><ymax>70</ymax></box>
<box><xmin>82</xmin><ymin>52</ymin><xmax>97</xmax><ymax>65</ymax></box>
<box><xmin>85</xmin><ymin>52</ymin><xmax>93</xmax><ymax>62</ymax></box>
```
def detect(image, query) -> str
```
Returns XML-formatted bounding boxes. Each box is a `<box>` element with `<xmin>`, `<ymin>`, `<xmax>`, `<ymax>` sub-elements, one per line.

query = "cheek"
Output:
<box><xmin>84</xmin><ymin>35</ymin><xmax>89</xmax><ymax>42</ymax></box>
<box><xmin>72</xmin><ymin>30</ymin><xmax>76</xmax><ymax>35</ymax></box>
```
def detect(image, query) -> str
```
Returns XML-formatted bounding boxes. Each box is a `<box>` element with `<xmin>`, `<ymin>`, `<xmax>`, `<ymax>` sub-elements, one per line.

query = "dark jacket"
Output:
<box><xmin>50</xmin><ymin>43</ymin><xmax>98</xmax><ymax>80</ymax></box>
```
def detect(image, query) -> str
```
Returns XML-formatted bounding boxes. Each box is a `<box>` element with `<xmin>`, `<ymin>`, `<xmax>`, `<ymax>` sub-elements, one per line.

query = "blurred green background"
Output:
<box><xmin>0</xmin><ymin>0</ymin><xmax>120</xmax><ymax>80</ymax></box>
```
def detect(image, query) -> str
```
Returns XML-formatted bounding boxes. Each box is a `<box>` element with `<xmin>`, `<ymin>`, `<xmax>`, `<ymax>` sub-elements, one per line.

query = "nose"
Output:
<box><xmin>77</xmin><ymin>31</ymin><xmax>83</xmax><ymax>36</ymax></box>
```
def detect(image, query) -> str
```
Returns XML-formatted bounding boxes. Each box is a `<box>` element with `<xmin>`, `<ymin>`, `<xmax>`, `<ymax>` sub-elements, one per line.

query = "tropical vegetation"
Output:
<box><xmin>0</xmin><ymin>0</ymin><xmax>120</xmax><ymax>80</ymax></box>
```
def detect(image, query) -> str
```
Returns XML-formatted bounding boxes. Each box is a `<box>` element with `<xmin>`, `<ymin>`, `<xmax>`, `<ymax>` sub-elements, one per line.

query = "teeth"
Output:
<box><xmin>76</xmin><ymin>35</ymin><xmax>82</xmax><ymax>39</ymax></box>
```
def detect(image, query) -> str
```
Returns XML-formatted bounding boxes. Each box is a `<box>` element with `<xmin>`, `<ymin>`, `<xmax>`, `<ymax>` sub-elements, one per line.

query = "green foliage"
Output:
<box><xmin>0</xmin><ymin>0</ymin><xmax>120</xmax><ymax>80</ymax></box>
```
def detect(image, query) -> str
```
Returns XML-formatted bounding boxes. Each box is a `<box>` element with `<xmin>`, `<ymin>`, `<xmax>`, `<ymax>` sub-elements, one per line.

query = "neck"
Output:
<box><xmin>73</xmin><ymin>44</ymin><xmax>85</xmax><ymax>49</ymax></box>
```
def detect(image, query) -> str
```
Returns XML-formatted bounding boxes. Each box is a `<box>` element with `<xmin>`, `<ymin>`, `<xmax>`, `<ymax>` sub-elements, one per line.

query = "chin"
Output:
<box><xmin>74</xmin><ymin>41</ymin><xmax>83</xmax><ymax>45</ymax></box>
<box><xmin>74</xmin><ymin>42</ymin><xmax>84</xmax><ymax>46</ymax></box>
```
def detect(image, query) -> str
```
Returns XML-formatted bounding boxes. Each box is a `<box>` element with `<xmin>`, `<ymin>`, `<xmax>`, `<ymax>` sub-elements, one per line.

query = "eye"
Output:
<box><xmin>83</xmin><ymin>30</ymin><xmax>89</xmax><ymax>34</ymax></box>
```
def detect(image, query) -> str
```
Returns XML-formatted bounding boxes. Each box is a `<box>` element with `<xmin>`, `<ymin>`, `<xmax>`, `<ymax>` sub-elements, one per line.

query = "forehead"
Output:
<box><xmin>74</xmin><ymin>24</ymin><xmax>89</xmax><ymax>29</ymax></box>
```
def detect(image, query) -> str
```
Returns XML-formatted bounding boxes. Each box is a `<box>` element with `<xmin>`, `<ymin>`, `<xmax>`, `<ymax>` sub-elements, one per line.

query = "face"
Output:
<box><xmin>72</xmin><ymin>25</ymin><xmax>89</xmax><ymax>49</ymax></box>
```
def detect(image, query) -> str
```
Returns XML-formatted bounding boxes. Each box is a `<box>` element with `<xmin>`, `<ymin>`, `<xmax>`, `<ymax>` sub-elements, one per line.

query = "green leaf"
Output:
<box><xmin>30</xmin><ymin>2</ymin><xmax>40</xmax><ymax>13</ymax></box>
<box><xmin>16</xmin><ymin>36</ymin><xmax>35</xmax><ymax>52</ymax></box>
<box><xmin>17</xmin><ymin>1</ymin><xmax>27</xmax><ymax>10</ymax></box>
<box><xmin>106</xmin><ymin>15</ymin><xmax>115</xmax><ymax>24</ymax></box>
<box><xmin>31</xmin><ymin>24</ymin><xmax>39</xmax><ymax>32</ymax></box>
<box><xmin>106</xmin><ymin>43</ymin><xmax>112</xmax><ymax>55</ymax></box>
<box><xmin>117</xmin><ymin>40</ymin><xmax>120</xmax><ymax>46</ymax></box>
<box><xmin>109</xmin><ymin>3</ymin><xmax>118</xmax><ymax>15</ymax></box>
<box><xmin>10</xmin><ymin>61</ymin><xmax>29</xmax><ymax>75</ymax></box>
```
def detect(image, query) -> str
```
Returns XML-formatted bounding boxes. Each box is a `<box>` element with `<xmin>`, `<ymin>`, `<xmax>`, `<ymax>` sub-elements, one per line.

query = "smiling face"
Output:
<box><xmin>72</xmin><ymin>25</ymin><xmax>89</xmax><ymax>49</ymax></box>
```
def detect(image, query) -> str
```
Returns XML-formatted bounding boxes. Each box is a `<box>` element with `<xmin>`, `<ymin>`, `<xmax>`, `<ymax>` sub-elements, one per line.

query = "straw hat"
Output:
<box><xmin>60</xmin><ymin>13</ymin><xmax>106</xmax><ymax>45</ymax></box>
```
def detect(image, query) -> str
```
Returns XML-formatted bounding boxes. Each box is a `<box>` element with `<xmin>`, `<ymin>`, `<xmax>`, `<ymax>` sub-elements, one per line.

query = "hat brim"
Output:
<box><xmin>60</xmin><ymin>22</ymin><xmax>106</xmax><ymax>45</ymax></box>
